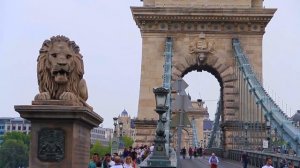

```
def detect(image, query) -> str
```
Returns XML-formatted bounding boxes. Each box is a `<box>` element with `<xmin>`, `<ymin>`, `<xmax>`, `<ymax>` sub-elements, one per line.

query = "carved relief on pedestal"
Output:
<box><xmin>189</xmin><ymin>33</ymin><xmax>215</xmax><ymax>65</ymax></box>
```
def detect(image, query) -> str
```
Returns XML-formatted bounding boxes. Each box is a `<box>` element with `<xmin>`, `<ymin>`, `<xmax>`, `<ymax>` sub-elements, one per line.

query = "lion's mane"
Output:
<box><xmin>36</xmin><ymin>35</ymin><xmax>86</xmax><ymax>101</ymax></box>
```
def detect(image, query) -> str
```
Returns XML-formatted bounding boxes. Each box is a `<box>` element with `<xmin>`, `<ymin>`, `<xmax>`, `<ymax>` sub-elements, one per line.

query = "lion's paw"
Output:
<box><xmin>59</xmin><ymin>92</ymin><xmax>79</xmax><ymax>102</ymax></box>
<box><xmin>34</xmin><ymin>92</ymin><xmax>51</xmax><ymax>100</ymax></box>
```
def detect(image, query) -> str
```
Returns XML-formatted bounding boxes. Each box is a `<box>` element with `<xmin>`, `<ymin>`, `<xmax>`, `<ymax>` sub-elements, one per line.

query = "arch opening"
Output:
<box><xmin>182</xmin><ymin>65</ymin><xmax>223</xmax><ymax>120</ymax></box>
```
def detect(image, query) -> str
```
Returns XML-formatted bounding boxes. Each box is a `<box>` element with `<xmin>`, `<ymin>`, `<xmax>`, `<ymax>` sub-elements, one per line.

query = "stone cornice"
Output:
<box><xmin>131</xmin><ymin>7</ymin><xmax>276</xmax><ymax>34</ymax></box>
<box><xmin>131</xmin><ymin>7</ymin><xmax>276</xmax><ymax>15</ymax></box>
<box><xmin>14</xmin><ymin>105</ymin><xmax>103</xmax><ymax>127</ymax></box>
<box><xmin>134</xmin><ymin>119</ymin><xmax>157</xmax><ymax>126</ymax></box>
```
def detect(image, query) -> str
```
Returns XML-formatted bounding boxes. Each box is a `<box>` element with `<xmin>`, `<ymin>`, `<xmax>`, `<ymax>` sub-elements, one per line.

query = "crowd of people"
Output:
<box><xmin>180</xmin><ymin>146</ymin><xmax>205</xmax><ymax>159</ymax></box>
<box><xmin>180</xmin><ymin>146</ymin><xmax>220</xmax><ymax>168</ymax></box>
<box><xmin>241</xmin><ymin>151</ymin><xmax>295</xmax><ymax>168</ymax></box>
<box><xmin>88</xmin><ymin>144</ymin><xmax>296</xmax><ymax>168</ymax></box>
<box><xmin>88</xmin><ymin>144</ymin><xmax>154</xmax><ymax>168</ymax></box>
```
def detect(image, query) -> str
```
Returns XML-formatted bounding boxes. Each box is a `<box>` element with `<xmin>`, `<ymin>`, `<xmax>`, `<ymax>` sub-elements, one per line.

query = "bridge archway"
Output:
<box><xmin>172</xmin><ymin>37</ymin><xmax>237</xmax><ymax>123</ymax></box>
<box><xmin>171</xmin><ymin>128</ymin><xmax>191</xmax><ymax>149</ymax></box>
<box><xmin>132</xmin><ymin>1</ymin><xmax>275</xmax><ymax>149</ymax></box>
<box><xmin>172</xmin><ymin>42</ymin><xmax>238</xmax><ymax>150</ymax></box>
<box><xmin>183</xmin><ymin>68</ymin><xmax>221</xmax><ymax>147</ymax></box>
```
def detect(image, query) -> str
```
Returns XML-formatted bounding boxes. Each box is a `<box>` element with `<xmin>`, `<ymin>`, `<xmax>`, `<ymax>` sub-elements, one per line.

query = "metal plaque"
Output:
<box><xmin>38</xmin><ymin>128</ymin><xmax>65</xmax><ymax>162</ymax></box>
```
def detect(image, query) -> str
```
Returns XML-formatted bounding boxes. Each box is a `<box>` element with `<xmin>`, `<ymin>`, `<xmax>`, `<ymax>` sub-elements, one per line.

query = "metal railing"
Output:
<box><xmin>208</xmin><ymin>98</ymin><xmax>222</xmax><ymax>148</ymax></box>
<box><xmin>163</xmin><ymin>37</ymin><xmax>173</xmax><ymax>156</ymax></box>
<box><xmin>191</xmin><ymin>117</ymin><xmax>199</xmax><ymax>148</ymax></box>
<box><xmin>232</xmin><ymin>38</ymin><xmax>300</xmax><ymax>156</ymax></box>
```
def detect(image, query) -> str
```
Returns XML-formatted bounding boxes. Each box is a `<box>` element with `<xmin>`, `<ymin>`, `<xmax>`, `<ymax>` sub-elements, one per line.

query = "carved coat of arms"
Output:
<box><xmin>189</xmin><ymin>33</ymin><xmax>215</xmax><ymax>65</ymax></box>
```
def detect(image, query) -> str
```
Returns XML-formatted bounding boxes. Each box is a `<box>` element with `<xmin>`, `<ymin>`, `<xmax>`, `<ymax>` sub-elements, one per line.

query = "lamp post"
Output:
<box><xmin>113</xmin><ymin>117</ymin><xmax>118</xmax><ymax>135</ymax></box>
<box><xmin>119</xmin><ymin>122</ymin><xmax>123</xmax><ymax>137</ymax></box>
<box><xmin>244</xmin><ymin>122</ymin><xmax>248</xmax><ymax>150</ymax></box>
<box><xmin>264</xmin><ymin>120</ymin><xmax>272</xmax><ymax>153</ymax></box>
<box><xmin>111</xmin><ymin>117</ymin><xmax>119</xmax><ymax>155</ymax></box>
<box><xmin>204</xmin><ymin>134</ymin><xmax>207</xmax><ymax>148</ymax></box>
<box><xmin>143</xmin><ymin>87</ymin><xmax>173</xmax><ymax>168</ymax></box>
<box><xmin>119</xmin><ymin>121</ymin><xmax>124</xmax><ymax>153</ymax></box>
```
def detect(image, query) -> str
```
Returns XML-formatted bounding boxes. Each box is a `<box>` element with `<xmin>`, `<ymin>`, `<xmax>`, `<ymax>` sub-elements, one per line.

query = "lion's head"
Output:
<box><xmin>36</xmin><ymin>35</ymin><xmax>87</xmax><ymax>101</ymax></box>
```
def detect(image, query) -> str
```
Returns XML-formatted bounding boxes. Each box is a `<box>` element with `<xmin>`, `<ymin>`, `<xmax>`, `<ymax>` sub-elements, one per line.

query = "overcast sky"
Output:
<box><xmin>1</xmin><ymin>0</ymin><xmax>299</xmax><ymax>128</ymax></box>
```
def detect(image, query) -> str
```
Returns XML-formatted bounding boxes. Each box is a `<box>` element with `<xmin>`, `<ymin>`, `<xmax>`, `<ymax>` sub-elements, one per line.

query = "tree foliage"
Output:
<box><xmin>0</xmin><ymin>132</ymin><xmax>30</xmax><ymax>168</ymax></box>
<box><xmin>90</xmin><ymin>141</ymin><xmax>111</xmax><ymax>157</ymax></box>
<box><xmin>3</xmin><ymin>132</ymin><xmax>30</xmax><ymax>146</ymax></box>
<box><xmin>122</xmin><ymin>136</ymin><xmax>134</xmax><ymax>148</ymax></box>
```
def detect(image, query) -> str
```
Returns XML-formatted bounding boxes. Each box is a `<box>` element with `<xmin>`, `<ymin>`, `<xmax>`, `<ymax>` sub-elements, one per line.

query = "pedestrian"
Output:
<box><xmin>123</xmin><ymin>148</ymin><xmax>130</xmax><ymax>158</ymax></box>
<box><xmin>197</xmin><ymin>147</ymin><xmax>202</xmax><ymax>157</ymax></box>
<box><xmin>188</xmin><ymin>147</ymin><xmax>193</xmax><ymax>159</ymax></box>
<box><xmin>130</xmin><ymin>148</ymin><xmax>138</xmax><ymax>168</ymax></box>
<box><xmin>193</xmin><ymin>147</ymin><xmax>197</xmax><ymax>158</ymax></box>
<box><xmin>288</xmin><ymin>161</ymin><xmax>294</xmax><ymax>168</ymax></box>
<box><xmin>181</xmin><ymin>147</ymin><xmax>187</xmax><ymax>159</ymax></box>
<box><xmin>123</xmin><ymin>156</ymin><xmax>133</xmax><ymax>168</ymax></box>
<box><xmin>208</xmin><ymin>153</ymin><xmax>219</xmax><ymax>168</ymax></box>
<box><xmin>88</xmin><ymin>153</ymin><xmax>101</xmax><ymax>168</ymax></box>
<box><xmin>150</xmin><ymin>143</ymin><xmax>154</xmax><ymax>153</ymax></box>
<box><xmin>102</xmin><ymin>153</ymin><xmax>115</xmax><ymax>168</ymax></box>
<box><xmin>280</xmin><ymin>158</ymin><xmax>288</xmax><ymax>168</ymax></box>
<box><xmin>262</xmin><ymin>157</ymin><xmax>274</xmax><ymax>168</ymax></box>
<box><xmin>241</xmin><ymin>151</ymin><xmax>248</xmax><ymax>168</ymax></box>
<box><xmin>111</xmin><ymin>156</ymin><xmax>123</xmax><ymax>168</ymax></box>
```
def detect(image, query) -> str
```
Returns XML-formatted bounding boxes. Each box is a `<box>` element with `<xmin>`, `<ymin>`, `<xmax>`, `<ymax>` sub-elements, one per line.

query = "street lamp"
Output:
<box><xmin>244</xmin><ymin>122</ymin><xmax>248</xmax><ymax>149</ymax></box>
<box><xmin>204</xmin><ymin>134</ymin><xmax>207</xmax><ymax>148</ymax></box>
<box><xmin>119</xmin><ymin>121</ymin><xmax>124</xmax><ymax>152</ymax></box>
<box><xmin>111</xmin><ymin>117</ymin><xmax>119</xmax><ymax>155</ymax></box>
<box><xmin>265</xmin><ymin>120</ymin><xmax>272</xmax><ymax>153</ymax></box>
<box><xmin>143</xmin><ymin>87</ymin><xmax>172</xmax><ymax>168</ymax></box>
<box><xmin>119</xmin><ymin>122</ymin><xmax>123</xmax><ymax>137</ymax></box>
<box><xmin>113</xmin><ymin>117</ymin><xmax>118</xmax><ymax>134</ymax></box>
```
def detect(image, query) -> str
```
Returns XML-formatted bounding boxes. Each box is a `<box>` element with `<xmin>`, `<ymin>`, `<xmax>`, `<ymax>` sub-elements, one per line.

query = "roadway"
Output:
<box><xmin>179</xmin><ymin>156</ymin><xmax>256</xmax><ymax>168</ymax></box>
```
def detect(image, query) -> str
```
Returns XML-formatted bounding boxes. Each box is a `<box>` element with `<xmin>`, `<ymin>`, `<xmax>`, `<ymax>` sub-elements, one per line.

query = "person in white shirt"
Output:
<box><xmin>111</xmin><ymin>156</ymin><xmax>122</xmax><ymax>168</ymax></box>
<box><xmin>123</xmin><ymin>156</ymin><xmax>133</xmax><ymax>168</ymax></box>
<box><xmin>102</xmin><ymin>153</ymin><xmax>115</xmax><ymax>168</ymax></box>
<box><xmin>150</xmin><ymin>144</ymin><xmax>154</xmax><ymax>153</ymax></box>
<box><xmin>262</xmin><ymin>157</ymin><xmax>274</xmax><ymax>168</ymax></box>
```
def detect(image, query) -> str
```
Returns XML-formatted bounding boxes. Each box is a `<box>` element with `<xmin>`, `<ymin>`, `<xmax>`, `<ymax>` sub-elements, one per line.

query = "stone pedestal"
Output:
<box><xmin>15</xmin><ymin>102</ymin><xmax>103</xmax><ymax>168</ymax></box>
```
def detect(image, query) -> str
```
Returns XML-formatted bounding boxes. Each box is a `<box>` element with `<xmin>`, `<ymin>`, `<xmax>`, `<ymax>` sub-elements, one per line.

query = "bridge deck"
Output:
<box><xmin>179</xmin><ymin>156</ymin><xmax>256</xmax><ymax>168</ymax></box>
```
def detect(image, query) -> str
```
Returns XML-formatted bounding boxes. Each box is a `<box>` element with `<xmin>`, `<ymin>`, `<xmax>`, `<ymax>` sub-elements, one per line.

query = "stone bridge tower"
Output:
<box><xmin>131</xmin><ymin>0</ymin><xmax>275</xmax><ymax>149</ymax></box>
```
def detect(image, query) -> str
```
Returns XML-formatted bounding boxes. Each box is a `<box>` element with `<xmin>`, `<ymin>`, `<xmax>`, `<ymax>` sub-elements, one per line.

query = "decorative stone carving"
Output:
<box><xmin>189</xmin><ymin>33</ymin><xmax>215</xmax><ymax>65</ymax></box>
<box><xmin>34</xmin><ymin>35</ymin><xmax>91</xmax><ymax>108</ymax></box>
<box><xmin>38</xmin><ymin>128</ymin><xmax>65</xmax><ymax>162</ymax></box>
<box><xmin>132</xmin><ymin>8</ymin><xmax>275</xmax><ymax>35</ymax></box>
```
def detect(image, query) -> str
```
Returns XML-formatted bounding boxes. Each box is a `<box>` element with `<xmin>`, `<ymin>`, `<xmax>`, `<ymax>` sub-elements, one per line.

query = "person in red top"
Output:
<box><xmin>208</xmin><ymin>153</ymin><xmax>219</xmax><ymax>168</ymax></box>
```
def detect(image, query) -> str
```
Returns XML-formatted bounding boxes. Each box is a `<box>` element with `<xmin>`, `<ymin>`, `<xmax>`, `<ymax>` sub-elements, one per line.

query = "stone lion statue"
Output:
<box><xmin>34</xmin><ymin>35</ymin><xmax>90</xmax><ymax>108</ymax></box>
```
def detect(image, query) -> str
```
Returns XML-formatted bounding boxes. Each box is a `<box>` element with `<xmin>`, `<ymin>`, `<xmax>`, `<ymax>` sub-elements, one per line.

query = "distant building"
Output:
<box><xmin>171</xmin><ymin>98</ymin><xmax>210</xmax><ymax>149</ymax></box>
<box><xmin>116</xmin><ymin>109</ymin><xmax>136</xmax><ymax>140</ymax></box>
<box><xmin>0</xmin><ymin>117</ymin><xmax>31</xmax><ymax>143</ymax></box>
<box><xmin>117</xmin><ymin>109</ymin><xmax>135</xmax><ymax>138</ymax></box>
<box><xmin>0</xmin><ymin>117</ymin><xmax>114</xmax><ymax>147</ymax></box>
<box><xmin>0</xmin><ymin>117</ymin><xmax>31</xmax><ymax>135</ymax></box>
<box><xmin>91</xmin><ymin>125</ymin><xmax>113</xmax><ymax>146</ymax></box>
<box><xmin>203</xmin><ymin>118</ymin><xmax>213</xmax><ymax>147</ymax></box>
<box><xmin>0</xmin><ymin>117</ymin><xmax>13</xmax><ymax>137</ymax></box>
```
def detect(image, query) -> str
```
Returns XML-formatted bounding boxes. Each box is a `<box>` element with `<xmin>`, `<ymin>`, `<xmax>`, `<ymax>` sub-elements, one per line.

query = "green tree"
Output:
<box><xmin>0</xmin><ymin>139</ymin><xmax>29</xmax><ymax>168</ymax></box>
<box><xmin>0</xmin><ymin>132</ymin><xmax>30</xmax><ymax>168</ymax></box>
<box><xmin>122</xmin><ymin>136</ymin><xmax>134</xmax><ymax>148</ymax></box>
<box><xmin>90</xmin><ymin>141</ymin><xmax>111</xmax><ymax>157</ymax></box>
<box><xmin>3</xmin><ymin>132</ymin><xmax>30</xmax><ymax>146</ymax></box>
<box><xmin>90</xmin><ymin>141</ymin><xmax>102</xmax><ymax>156</ymax></box>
